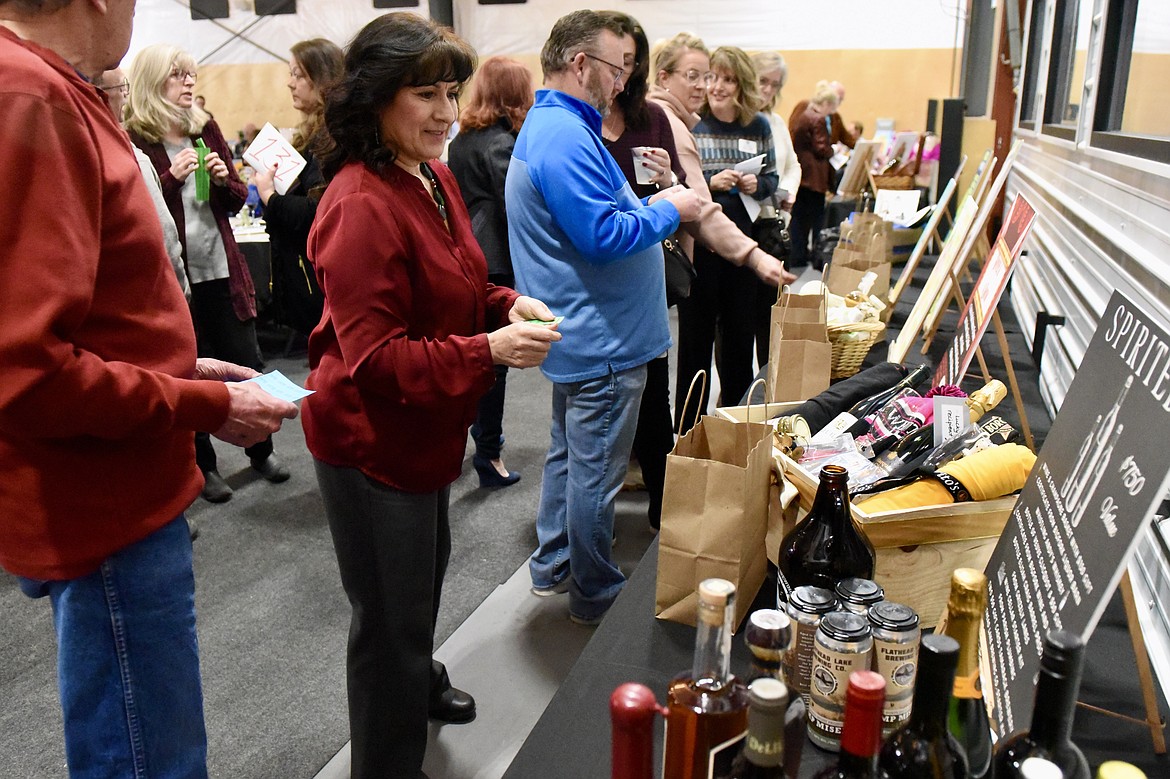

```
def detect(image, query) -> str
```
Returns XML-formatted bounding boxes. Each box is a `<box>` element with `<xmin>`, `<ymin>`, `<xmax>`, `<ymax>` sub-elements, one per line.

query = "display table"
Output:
<box><xmin>503</xmin><ymin>540</ymin><xmax>837</xmax><ymax>778</ymax></box>
<box><xmin>232</xmin><ymin>224</ymin><xmax>272</xmax><ymax>314</ymax></box>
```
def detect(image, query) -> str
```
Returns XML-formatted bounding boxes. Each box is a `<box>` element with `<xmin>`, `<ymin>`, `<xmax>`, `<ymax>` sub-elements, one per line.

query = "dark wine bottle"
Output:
<box><xmin>813</xmin><ymin>670</ymin><xmax>886</xmax><ymax>779</ymax></box>
<box><xmin>777</xmin><ymin>464</ymin><xmax>876</xmax><ymax>594</ymax></box>
<box><xmin>743</xmin><ymin>609</ymin><xmax>805</xmax><ymax>779</ymax></box>
<box><xmin>942</xmin><ymin>569</ymin><xmax>991</xmax><ymax>779</ymax></box>
<box><xmin>847</xmin><ymin>364</ymin><xmax>931</xmax><ymax>420</ymax></box>
<box><xmin>869</xmin><ymin>380</ymin><xmax>1006</xmax><ymax>472</ymax></box>
<box><xmin>726</xmin><ymin>677</ymin><xmax>788</xmax><ymax>778</ymax></box>
<box><xmin>992</xmin><ymin>630</ymin><xmax>1091</xmax><ymax>779</ymax></box>
<box><xmin>610</xmin><ymin>683</ymin><xmax>664</xmax><ymax>779</ymax></box>
<box><xmin>877</xmin><ymin>633</ymin><xmax>969</xmax><ymax>779</ymax></box>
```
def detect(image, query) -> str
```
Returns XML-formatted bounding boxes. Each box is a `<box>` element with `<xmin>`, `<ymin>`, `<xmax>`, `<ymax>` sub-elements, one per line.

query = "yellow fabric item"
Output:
<box><xmin>856</xmin><ymin>443</ymin><xmax>1036</xmax><ymax>512</ymax></box>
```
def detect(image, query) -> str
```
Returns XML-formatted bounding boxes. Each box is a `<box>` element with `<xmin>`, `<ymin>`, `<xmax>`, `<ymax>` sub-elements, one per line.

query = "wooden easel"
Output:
<box><xmin>888</xmin><ymin>159</ymin><xmax>967</xmax><ymax>308</ymax></box>
<box><xmin>1076</xmin><ymin>571</ymin><xmax>1167</xmax><ymax>754</ymax></box>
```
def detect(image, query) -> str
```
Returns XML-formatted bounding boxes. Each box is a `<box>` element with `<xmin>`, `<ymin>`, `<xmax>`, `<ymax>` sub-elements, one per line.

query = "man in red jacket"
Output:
<box><xmin>0</xmin><ymin>1</ymin><xmax>298</xmax><ymax>776</ymax></box>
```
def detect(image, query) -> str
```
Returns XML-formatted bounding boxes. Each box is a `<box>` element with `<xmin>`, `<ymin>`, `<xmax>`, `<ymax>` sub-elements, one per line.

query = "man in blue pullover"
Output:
<box><xmin>507</xmin><ymin>9</ymin><xmax>700</xmax><ymax>626</ymax></box>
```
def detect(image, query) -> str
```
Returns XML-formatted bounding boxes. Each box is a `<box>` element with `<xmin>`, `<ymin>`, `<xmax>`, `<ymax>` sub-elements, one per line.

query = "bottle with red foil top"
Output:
<box><xmin>610</xmin><ymin>683</ymin><xmax>666</xmax><ymax>779</ymax></box>
<box><xmin>813</xmin><ymin>670</ymin><xmax>887</xmax><ymax>779</ymax></box>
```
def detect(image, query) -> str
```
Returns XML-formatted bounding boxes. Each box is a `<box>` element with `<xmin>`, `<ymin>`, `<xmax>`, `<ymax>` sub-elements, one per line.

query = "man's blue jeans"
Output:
<box><xmin>17</xmin><ymin>515</ymin><xmax>207</xmax><ymax>779</ymax></box>
<box><xmin>529</xmin><ymin>364</ymin><xmax>647</xmax><ymax>621</ymax></box>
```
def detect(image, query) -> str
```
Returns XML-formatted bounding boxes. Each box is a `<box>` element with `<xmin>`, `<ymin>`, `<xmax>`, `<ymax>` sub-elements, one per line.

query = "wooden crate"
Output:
<box><xmin>713</xmin><ymin>404</ymin><xmax>1013</xmax><ymax>627</ymax></box>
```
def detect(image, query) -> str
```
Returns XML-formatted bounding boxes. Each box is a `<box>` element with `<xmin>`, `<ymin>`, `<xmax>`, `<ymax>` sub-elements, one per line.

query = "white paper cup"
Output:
<box><xmin>632</xmin><ymin>146</ymin><xmax>655</xmax><ymax>185</ymax></box>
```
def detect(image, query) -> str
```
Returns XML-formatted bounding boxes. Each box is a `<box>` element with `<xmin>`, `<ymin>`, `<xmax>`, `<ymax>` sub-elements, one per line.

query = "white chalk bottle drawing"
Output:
<box><xmin>1062</xmin><ymin>375</ymin><xmax>1132</xmax><ymax>518</ymax></box>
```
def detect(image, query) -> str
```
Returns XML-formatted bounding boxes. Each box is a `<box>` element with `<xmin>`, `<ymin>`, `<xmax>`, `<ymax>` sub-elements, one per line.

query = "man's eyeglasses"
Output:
<box><xmin>678</xmin><ymin>69</ymin><xmax>716</xmax><ymax>86</ymax></box>
<box><xmin>169</xmin><ymin>69</ymin><xmax>198</xmax><ymax>82</ymax></box>
<box><xmin>101</xmin><ymin>82</ymin><xmax>130</xmax><ymax>98</ymax></box>
<box><xmin>582</xmin><ymin>52</ymin><xmax>627</xmax><ymax>86</ymax></box>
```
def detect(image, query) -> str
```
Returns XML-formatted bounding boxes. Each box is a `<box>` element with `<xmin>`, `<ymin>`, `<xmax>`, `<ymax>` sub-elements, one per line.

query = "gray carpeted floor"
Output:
<box><xmin>0</xmin><ymin>329</ymin><xmax>590</xmax><ymax>778</ymax></box>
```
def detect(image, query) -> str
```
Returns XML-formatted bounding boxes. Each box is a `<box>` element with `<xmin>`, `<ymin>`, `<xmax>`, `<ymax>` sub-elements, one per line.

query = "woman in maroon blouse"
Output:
<box><xmin>595</xmin><ymin>11</ymin><xmax>687</xmax><ymax>530</ymax></box>
<box><xmin>304</xmin><ymin>14</ymin><xmax>560</xmax><ymax>779</ymax></box>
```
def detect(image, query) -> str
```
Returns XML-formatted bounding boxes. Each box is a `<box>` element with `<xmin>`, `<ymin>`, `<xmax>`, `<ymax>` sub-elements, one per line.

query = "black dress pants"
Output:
<box><xmin>314</xmin><ymin>459</ymin><xmax>453</xmax><ymax>779</ymax></box>
<box><xmin>631</xmin><ymin>354</ymin><xmax>672</xmax><ymax>527</ymax></box>
<box><xmin>674</xmin><ymin>246</ymin><xmax>758</xmax><ymax>426</ymax></box>
<box><xmin>790</xmin><ymin>185</ymin><xmax>827</xmax><ymax>268</ymax></box>
<box><xmin>189</xmin><ymin>278</ymin><xmax>272</xmax><ymax>471</ymax></box>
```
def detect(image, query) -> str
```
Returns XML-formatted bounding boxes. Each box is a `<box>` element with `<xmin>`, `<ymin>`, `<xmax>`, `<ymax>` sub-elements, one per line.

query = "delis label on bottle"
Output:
<box><xmin>783</xmin><ymin>619</ymin><xmax>819</xmax><ymax>705</ymax></box>
<box><xmin>809</xmin><ymin>641</ymin><xmax>871</xmax><ymax>744</ymax></box>
<box><xmin>872</xmin><ymin>636</ymin><xmax>918</xmax><ymax>728</ymax></box>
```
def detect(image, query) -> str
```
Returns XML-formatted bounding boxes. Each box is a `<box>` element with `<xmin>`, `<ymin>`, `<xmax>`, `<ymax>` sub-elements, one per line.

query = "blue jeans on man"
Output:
<box><xmin>529</xmin><ymin>364</ymin><xmax>647</xmax><ymax>623</ymax></box>
<box><xmin>18</xmin><ymin>515</ymin><xmax>207</xmax><ymax>779</ymax></box>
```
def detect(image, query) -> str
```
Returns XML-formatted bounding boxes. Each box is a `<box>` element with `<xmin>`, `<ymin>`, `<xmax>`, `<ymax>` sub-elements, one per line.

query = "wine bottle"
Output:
<box><xmin>872</xmin><ymin>380</ymin><xmax>1006</xmax><ymax>475</ymax></box>
<box><xmin>992</xmin><ymin>630</ymin><xmax>1091</xmax><ymax>779</ymax></box>
<box><xmin>815</xmin><ymin>364</ymin><xmax>932</xmax><ymax>440</ymax></box>
<box><xmin>663</xmin><ymin>578</ymin><xmax>750</xmax><ymax>779</ymax></box>
<box><xmin>920</xmin><ymin>415</ymin><xmax>1020</xmax><ymax>472</ymax></box>
<box><xmin>777</xmin><ymin>464</ymin><xmax>875</xmax><ymax>594</ymax></box>
<box><xmin>744</xmin><ymin>609</ymin><xmax>805</xmax><ymax>779</ymax></box>
<box><xmin>812</xmin><ymin>670</ymin><xmax>886</xmax><ymax>779</ymax></box>
<box><xmin>726</xmin><ymin>678</ymin><xmax>788</xmax><ymax>778</ymax></box>
<box><xmin>610</xmin><ymin>683</ymin><xmax>665</xmax><ymax>779</ymax></box>
<box><xmin>942</xmin><ymin>569</ymin><xmax>992</xmax><ymax>779</ymax></box>
<box><xmin>877</xmin><ymin>633</ymin><xmax>969</xmax><ymax>779</ymax></box>
<box><xmin>1096</xmin><ymin>761</ymin><xmax>1147</xmax><ymax>779</ymax></box>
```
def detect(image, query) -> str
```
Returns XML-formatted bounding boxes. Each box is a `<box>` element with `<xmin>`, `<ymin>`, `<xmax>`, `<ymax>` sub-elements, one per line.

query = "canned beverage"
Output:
<box><xmin>783</xmin><ymin>586</ymin><xmax>837</xmax><ymax>709</ymax></box>
<box><xmin>808</xmin><ymin>611</ymin><xmax>874</xmax><ymax>751</ymax></box>
<box><xmin>744</xmin><ymin>609</ymin><xmax>794</xmax><ymax>683</ymax></box>
<box><xmin>868</xmin><ymin>600</ymin><xmax>920</xmax><ymax>736</ymax></box>
<box><xmin>835</xmin><ymin>577</ymin><xmax>884</xmax><ymax>615</ymax></box>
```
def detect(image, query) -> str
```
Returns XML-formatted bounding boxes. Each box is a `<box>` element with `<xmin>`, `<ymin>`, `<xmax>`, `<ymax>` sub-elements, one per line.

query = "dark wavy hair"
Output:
<box><xmin>317</xmin><ymin>13</ymin><xmax>476</xmax><ymax>182</ymax></box>
<box><xmin>598</xmin><ymin>11</ymin><xmax>650</xmax><ymax>132</ymax></box>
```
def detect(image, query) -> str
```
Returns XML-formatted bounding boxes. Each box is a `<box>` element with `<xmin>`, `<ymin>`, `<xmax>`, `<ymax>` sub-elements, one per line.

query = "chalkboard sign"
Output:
<box><xmin>984</xmin><ymin>290</ymin><xmax>1170</xmax><ymax>736</ymax></box>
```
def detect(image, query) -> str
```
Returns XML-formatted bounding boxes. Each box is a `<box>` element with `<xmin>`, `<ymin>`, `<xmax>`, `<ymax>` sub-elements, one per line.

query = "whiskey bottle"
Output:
<box><xmin>663</xmin><ymin>579</ymin><xmax>750</xmax><ymax>779</ymax></box>
<box><xmin>777</xmin><ymin>464</ymin><xmax>875</xmax><ymax>593</ymax></box>
<box><xmin>942</xmin><ymin>569</ymin><xmax>992</xmax><ymax>779</ymax></box>
<box><xmin>992</xmin><ymin>630</ymin><xmax>1091</xmax><ymax>779</ymax></box>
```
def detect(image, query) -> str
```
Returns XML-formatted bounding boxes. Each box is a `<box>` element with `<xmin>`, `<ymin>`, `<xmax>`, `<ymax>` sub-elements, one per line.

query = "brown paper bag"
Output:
<box><xmin>766</xmin><ymin>289</ymin><xmax>831</xmax><ymax>403</ymax></box>
<box><xmin>655</xmin><ymin>407</ymin><xmax>773</xmax><ymax>631</ymax></box>
<box><xmin>827</xmin><ymin>242</ymin><xmax>893</xmax><ymax>302</ymax></box>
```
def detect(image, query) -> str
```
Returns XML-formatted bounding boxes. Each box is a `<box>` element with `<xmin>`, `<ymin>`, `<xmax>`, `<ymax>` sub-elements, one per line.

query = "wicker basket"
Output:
<box><xmin>871</xmin><ymin>174</ymin><xmax>914</xmax><ymax>190</ymax></box>
<box><xmin>827</xmin><ymin>320</ymin><xmax>886</xmax><ymax>378</ymax></box>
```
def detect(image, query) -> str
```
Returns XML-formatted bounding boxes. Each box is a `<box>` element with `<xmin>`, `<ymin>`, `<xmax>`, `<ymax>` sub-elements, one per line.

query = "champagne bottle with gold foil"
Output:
<box><xmin>943</xmin><ymin>569</ymin><xmax>992</xmax><ymax>779</ymax></box>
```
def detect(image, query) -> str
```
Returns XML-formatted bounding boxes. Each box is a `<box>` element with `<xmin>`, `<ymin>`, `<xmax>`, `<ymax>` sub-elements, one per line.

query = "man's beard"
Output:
<box><xmin>585</xmin><ymin>67</ymin><xmax>611</xmax><ymax>118</ymax></box>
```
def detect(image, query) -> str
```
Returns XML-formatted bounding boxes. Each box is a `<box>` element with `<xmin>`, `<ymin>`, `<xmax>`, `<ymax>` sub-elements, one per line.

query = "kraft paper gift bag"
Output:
<box><xmin>655</xmin><ymin>412</ymin><xmax>773</xmax><ymax>631</ymax></box>
<box><xmin>827</xmin><ymin>241</ymin><xmax>893</xmax><ymax>302</ymax></box>
<box><xmin>766</xmin><ymin>289</ymin><xmax>832</xmax><ymax>404</ymax></box>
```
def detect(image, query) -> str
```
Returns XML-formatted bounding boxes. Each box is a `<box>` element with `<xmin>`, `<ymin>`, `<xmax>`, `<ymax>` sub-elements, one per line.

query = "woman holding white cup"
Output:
<box><xmin>596</xmin><ymin>11</ymin><xmax>686</xmax><ymax>530</ymax></box>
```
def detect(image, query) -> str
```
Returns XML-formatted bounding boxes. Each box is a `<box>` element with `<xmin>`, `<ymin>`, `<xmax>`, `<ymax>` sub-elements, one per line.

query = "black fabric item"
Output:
<box><xmin>774</xmin><ymin>362</ymin><xmax>911</xmax><ymax>432</ymax></box>
<box><xmin>264</xmin><ymin>147</ymin><xmax>325</xmax><ymax>335</ymax></box>
<box><xmin>446</xmin><ymin>119</ymin><xmax>516</xmax><ymax>278</ymax></box>
<box><xmin>662</xmin><ymin>236</ymin><xmax>696</xmax><ymax>307</ymax></box>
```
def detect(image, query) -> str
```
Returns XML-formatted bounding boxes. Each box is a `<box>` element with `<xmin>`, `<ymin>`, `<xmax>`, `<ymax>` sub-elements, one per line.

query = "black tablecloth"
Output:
<box><xmin>503</xmin><ymin>542</ymin><xmax>837</xmax><ymax>778</ymax></box>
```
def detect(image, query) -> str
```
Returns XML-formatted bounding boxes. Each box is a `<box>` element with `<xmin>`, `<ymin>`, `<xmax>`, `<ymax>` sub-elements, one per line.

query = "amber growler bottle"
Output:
<box><xmin>778</xmin><ymin>465</ymin><xmax>876</xmax><ymax>595</ymax></box>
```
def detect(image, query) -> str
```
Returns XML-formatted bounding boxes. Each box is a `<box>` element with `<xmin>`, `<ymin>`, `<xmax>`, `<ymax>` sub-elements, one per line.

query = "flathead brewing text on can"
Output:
<box><xmin>867</xmin><ymin>600</ymin><xmax>920</xmax><ymax>736</ymax></box>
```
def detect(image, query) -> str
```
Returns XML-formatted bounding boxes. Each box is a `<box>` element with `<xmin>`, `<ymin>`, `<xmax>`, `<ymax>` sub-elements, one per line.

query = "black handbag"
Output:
<box><xmin>662</xmin><ymin>236</ymin><xmax>696</xmax><ymax>307</ymax></box>
<box><xmin>752</xmin><ymin>214</ymin><xmax>791</xmax><ymax>261</ymax></box>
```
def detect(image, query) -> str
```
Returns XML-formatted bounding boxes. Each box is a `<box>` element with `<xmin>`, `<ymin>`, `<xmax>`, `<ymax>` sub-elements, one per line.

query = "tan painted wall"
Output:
<box><xmin>195</xmin><ymin>48</ymin><xmax>961</xmax><ymax>147</ymax></box>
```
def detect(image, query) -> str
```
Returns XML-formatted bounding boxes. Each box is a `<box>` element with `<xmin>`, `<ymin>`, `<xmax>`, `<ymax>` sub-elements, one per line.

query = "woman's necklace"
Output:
<box><xmin>419</xmin><ymin>163</ymin><xmax>449</xmax><ymax>227</ymax></box>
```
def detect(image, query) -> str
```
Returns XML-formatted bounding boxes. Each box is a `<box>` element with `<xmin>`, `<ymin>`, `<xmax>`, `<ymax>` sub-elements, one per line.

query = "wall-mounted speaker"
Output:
<box><xmin>190</xmin><ymin>0</ymin><xmax>229</xmax><ymax>20</ymax></box>
<box><xmin>255</xmin><ymin>0</ymin><xmax>296</xmax><ymax>14</ymax></box>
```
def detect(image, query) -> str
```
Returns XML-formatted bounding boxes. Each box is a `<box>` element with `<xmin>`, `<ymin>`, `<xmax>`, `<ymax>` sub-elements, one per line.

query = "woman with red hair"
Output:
<box><xmin>448</xmin><ymin>57</ymin><xmax>535</xmax><ymax>488</ymax></box>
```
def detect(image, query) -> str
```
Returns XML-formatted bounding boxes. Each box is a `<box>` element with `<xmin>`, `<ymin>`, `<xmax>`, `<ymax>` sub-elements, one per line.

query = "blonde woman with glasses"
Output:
<box><xmin>649</xmin><ymin>33</ymin><xmax>793</xmax><ymax>423</ymax></box>
<box><xmin>126</xmin><ymin>44</ymin><xmax>288</xmax><ymax>503</ymax></box>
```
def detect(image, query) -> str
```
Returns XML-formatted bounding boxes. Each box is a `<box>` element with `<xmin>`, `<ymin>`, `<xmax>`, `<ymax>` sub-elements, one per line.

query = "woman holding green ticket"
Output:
<box><xmin>126</xmin><ymin>44</ymin><xmax>289</xmax><ymax>502</ymax></box>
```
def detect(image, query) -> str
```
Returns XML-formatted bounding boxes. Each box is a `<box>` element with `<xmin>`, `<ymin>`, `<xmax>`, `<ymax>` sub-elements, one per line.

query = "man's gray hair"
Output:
<box><xmin>539</xmin><ymin>9</ymin><xmax>626</xmax><ymax>80</ymax></box>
